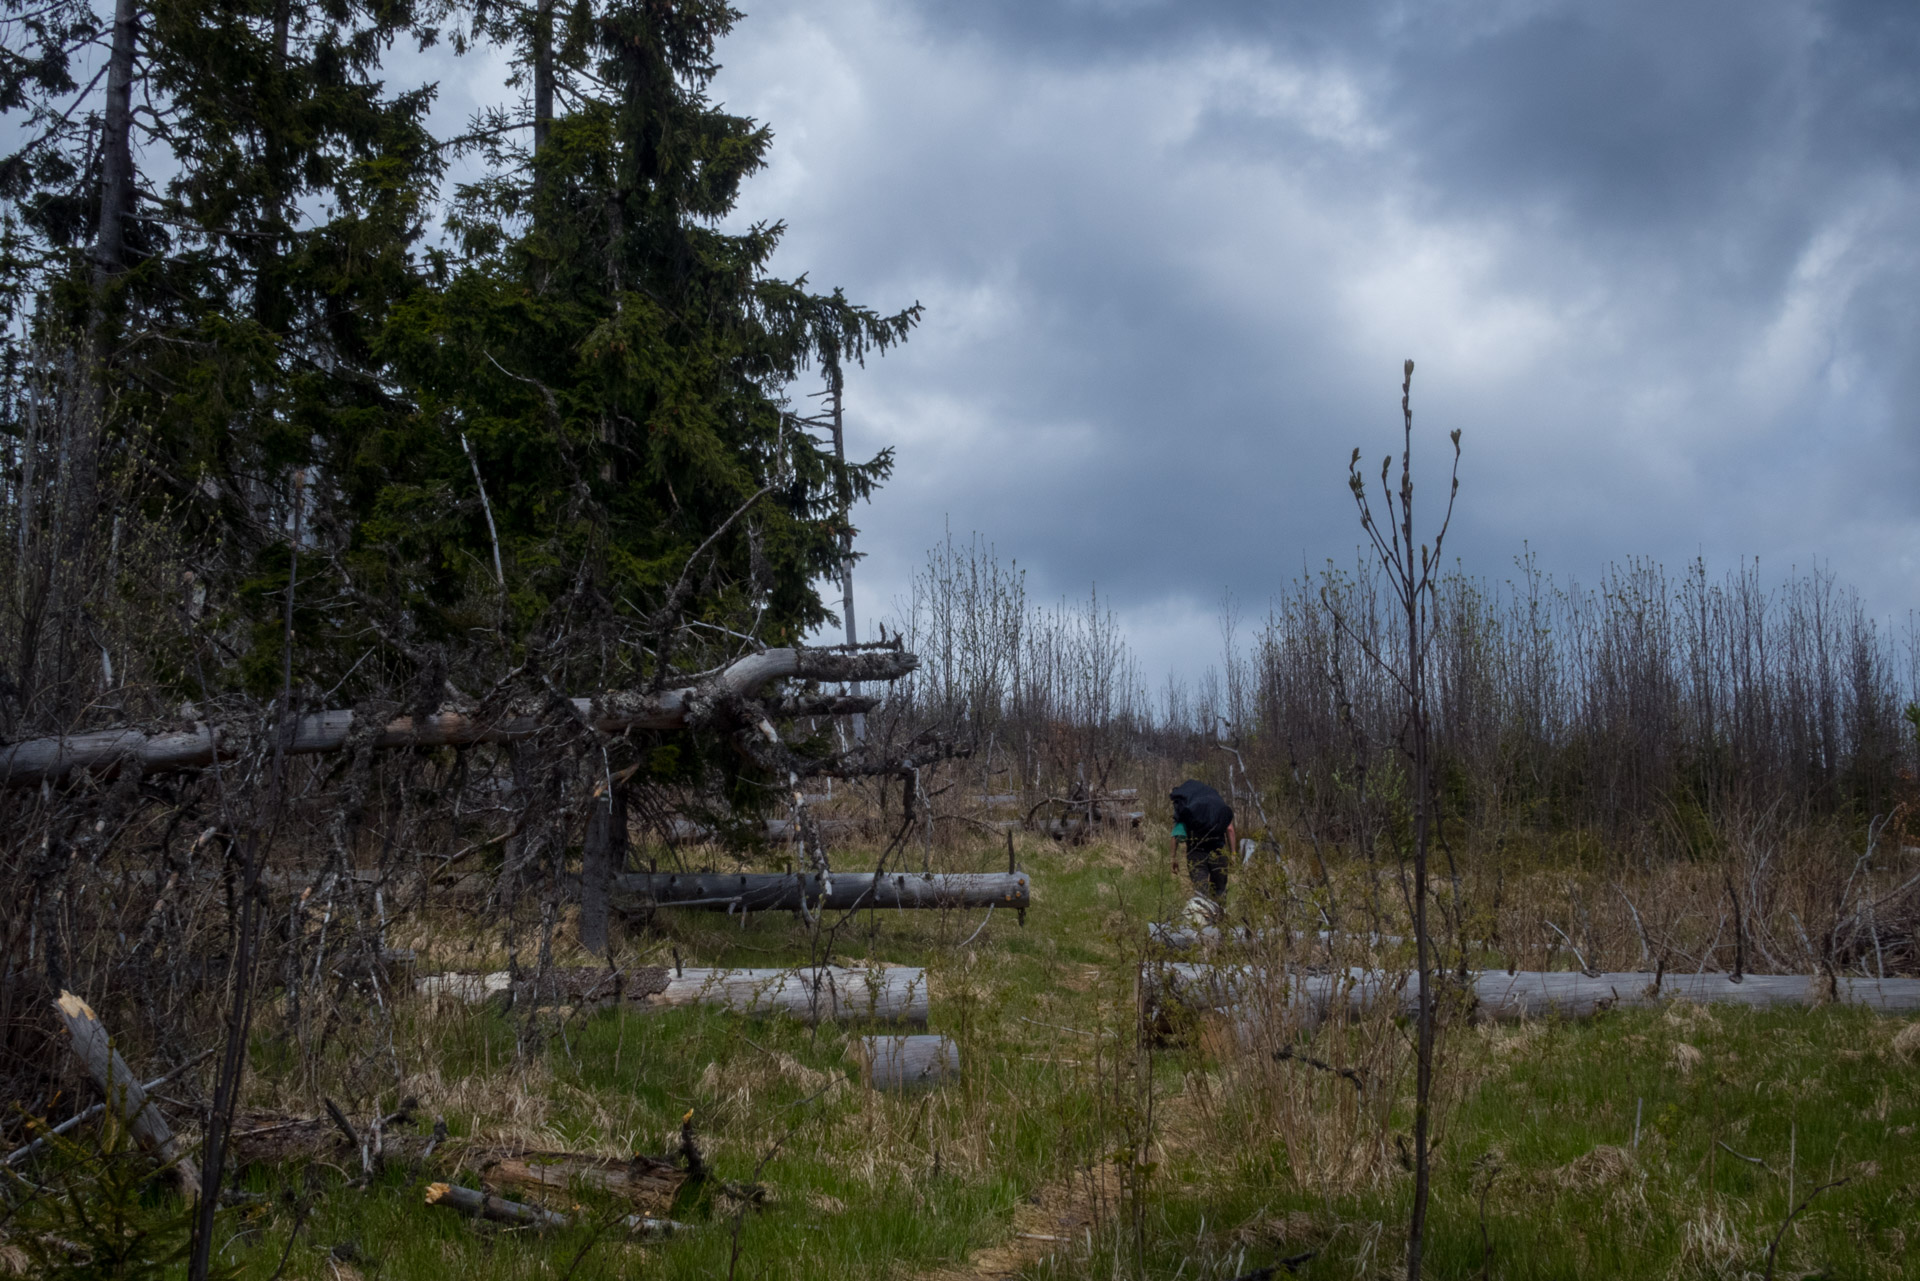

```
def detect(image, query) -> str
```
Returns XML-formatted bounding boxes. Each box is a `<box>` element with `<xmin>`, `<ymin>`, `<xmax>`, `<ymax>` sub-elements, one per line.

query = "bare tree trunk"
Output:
<box><xmin>93</xmin><ymin>0</ymin><xmax>140</xmax><ymax>285</ymax></box>
<box><xmin>533</xmin><ymin>0</ymin><xmax>554</xmax><ymax>154</ymax></box>
<box><xmin>579</xmin><ymin>785</ymin><xmax>626</xmax><ymax>954</ymax></box>
<box><xmin>826</xmin><ymin>370</ymin><xmax>866</xmax><ymax>741</ymax></box>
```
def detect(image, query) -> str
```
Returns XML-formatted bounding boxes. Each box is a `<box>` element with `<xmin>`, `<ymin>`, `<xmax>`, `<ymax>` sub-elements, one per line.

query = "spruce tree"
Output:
<box><xmin>373</xmin><ymin>0</ymin><xmax>919</xmax><ymax>692</ymax></box>
<box><xmin>0</xmin><ymin>0</ymin><xmax>443</xmax><ymax>714</ymax></box>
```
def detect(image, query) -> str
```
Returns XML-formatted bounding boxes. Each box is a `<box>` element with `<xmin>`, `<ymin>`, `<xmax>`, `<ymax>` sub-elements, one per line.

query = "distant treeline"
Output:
<box><xmin>883</xmin><ymin>539</ymin><xmax>1918</xmax><ymax>836</ymax></box>
<box><xmin>1255</xmin><ymin>556</ymin><xmax>1916</xmax><ymax>836</ymax></box>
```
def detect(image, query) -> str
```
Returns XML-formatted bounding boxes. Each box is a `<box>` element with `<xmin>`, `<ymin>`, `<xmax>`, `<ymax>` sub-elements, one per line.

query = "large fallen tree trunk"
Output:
<box><xmin>610</xmin><ymin>871</ymin><xmax>1029</xmax><ymax>914</ymax></box>
<box><xmin>416</xmin><ymin>964</ymin><xmax>930</xmax><ymax>1024</ymax></box>
<box><xmin>0</xmin><ymin>647</ymin><xmax>914</xmax><ymax>787</ymax></box>
<box><xmin>1144</xmin><ymin>964</ymin><xmax>1920</xmax><ymax>1025</ymax></box>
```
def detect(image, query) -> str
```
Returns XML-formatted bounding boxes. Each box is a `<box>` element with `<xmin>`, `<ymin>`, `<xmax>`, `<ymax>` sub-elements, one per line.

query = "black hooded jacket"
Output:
<box><xmin>1170</xmin><ymin>780</ymin><xmax>1234</xmax><ymax>854</ymax></box>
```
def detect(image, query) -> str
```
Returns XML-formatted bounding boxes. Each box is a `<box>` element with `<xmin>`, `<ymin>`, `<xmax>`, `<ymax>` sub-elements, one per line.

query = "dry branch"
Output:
<box><xmin>4</xmin><ymin>1048</ymin><xmax>213</xmax><ymax>1167</ymax></box>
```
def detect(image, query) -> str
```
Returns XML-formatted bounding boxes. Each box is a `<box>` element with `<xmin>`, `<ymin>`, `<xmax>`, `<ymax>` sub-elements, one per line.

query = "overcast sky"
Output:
<box><xmin>535</xmin><ymin>2</ymin><xmax>1920</xmax><ymax>680</ymax></box>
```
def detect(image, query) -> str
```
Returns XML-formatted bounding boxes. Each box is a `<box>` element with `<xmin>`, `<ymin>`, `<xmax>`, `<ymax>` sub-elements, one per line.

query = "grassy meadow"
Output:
<box><xmin>24</xmin><ymin>830</ymin><xmax>1920</xmax><ymax>1281</ymax></box>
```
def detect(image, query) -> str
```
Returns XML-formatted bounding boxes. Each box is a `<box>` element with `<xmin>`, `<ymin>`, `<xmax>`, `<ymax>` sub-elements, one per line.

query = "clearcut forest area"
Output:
<box><xmin>2</xmin><ymin>1</ymin><xmax>1918</xmax><ymax>1279</ymax></box>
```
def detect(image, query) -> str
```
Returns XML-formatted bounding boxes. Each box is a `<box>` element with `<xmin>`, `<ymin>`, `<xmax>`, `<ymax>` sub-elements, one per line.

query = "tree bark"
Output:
<box><xmin>532</xmin><ymin>0</ymin><xmax>554</xmax><ymax>154</ymax></box>
<box><xmin>579</xmin><ymin>786</ymin><xmax>626</xmax><ymax>954</ymax></box>
<box><xmin>92</xmin><ymin>0</ymin><xmax>140</xmax><ymax>283</ymax></box>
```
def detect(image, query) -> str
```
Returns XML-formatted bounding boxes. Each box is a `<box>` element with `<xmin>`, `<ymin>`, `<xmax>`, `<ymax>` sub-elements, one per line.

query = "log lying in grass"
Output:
<box><xmin>53</xmin><ymin>992</ymin><xmax>201</xmax><ymax>1198</ymax></box>
<box><xmin>610</xmin><ymin>871</ymin><xmax>1029</xmax><ymax>914</ymax></box>
<box><xmin>227</xmin><ymin>1110</ymin><xmax>687</xmax><ymax>1214</ymax></box>
<box><xmin>1143</xmin><ymin>964</ymin><xmax>1920</xmax><ymax>1024</ymax></box>
<box><xmin>1146</xmin><ymin>924</ymin><xmax>1408</xmax><ymax>951</ymax></box>
<box><xmin>481</xmin><ymin>1151</ymin><xmax>685</xmax><ymax>1212</ymax></box>
<box><xmin>1471</xmin><ymin>970</ymin><xmax>1920</xmax><ymax>1019</ymax></box>
<box><xmin>425</xmin><ymin>1181</ymin><xmax>689</xmax><ymax>1236</ymax></box>
<box><xmin>0</xmin><ymin>647</ymin><xmax>914</xmax><ymax>786</ymax></box>
<box><xmin>667</xmin><ymin>817</ymin><xmax>859</xmax><ymax>841</ymax></box>
<box><xmin>415</xmin><ymin>964</ymin><xmax>930</xmax><ymax>1025</ymax></box>
<box><xmin>847</xmin><ymin>1035</ymin><xmax>960</xmax><ymax>1091</ymax></box>
<box><xmin>649</xmin><ymin>965</ymin><xmax>929</xmax><ymax>1023</ymax></box>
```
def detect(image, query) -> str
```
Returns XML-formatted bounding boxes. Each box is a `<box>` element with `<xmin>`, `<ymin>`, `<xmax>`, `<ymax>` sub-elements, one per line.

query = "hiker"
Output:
<box><xmin>1169</xmin><ymin>779</ymin><xmax>1236</xmax><ymax>905</ymax></box>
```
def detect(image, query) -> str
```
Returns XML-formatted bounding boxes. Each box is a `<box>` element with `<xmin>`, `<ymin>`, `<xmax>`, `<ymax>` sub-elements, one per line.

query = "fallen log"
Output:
<box><xmin>667</xmin><ymin>817</ymin><xmax>858</xmax><ymax>841</ymax></box>
<box><xmin>425</xmin><ymin>1181</ymin><xmax>689</xmax><ymax>1236</ymax></box>
<box><xmin>415</xmin><ymin>964</ymin><xmax>930</xmax><ymax>1025</ymax></box>
<box><xmin>847</xmin><ymin>1035</ymin><xmax>960</xmax><ymax>1091</ymax></box>
<box><xmin>52</xmin><ymin>992</ymin><xmax>201</xmax><ymax>1197</ymax></box>
<box><xmin>1471</xmin><ymin>970</ymin><xmax>1920</xmax><ymax>1019</ymax></box>
<box><xmin>226</xmin><ymin>1110</ymin><xmax>687</xmax><ymax>1214</ymax></box>
<box><xmin>1146</xmin><ymin>924</ymin><xmax>1408</xmax><ymax>951</ymax></box>
<box><xmin>0</xmin><ymin>647</ymin><xmax>914</xmax><ymax>787</ymax></box>
<box><xmin>482</xmin><ymin>1151</ymin><xmax>685</xmax><ymax>1213</ymax></box>
<box><xmin>610</xmin><ymin>871</ymin><xmax>1029</xmax><ymax>914</ymax></box>
<box><xmin>1143</xmin><ymin>964</ymin><xmax>1920</xmax><ymax>1024</ymax></box>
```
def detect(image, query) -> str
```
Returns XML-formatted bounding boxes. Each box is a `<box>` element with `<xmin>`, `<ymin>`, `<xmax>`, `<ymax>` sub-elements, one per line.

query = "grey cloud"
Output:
<box><xmin>693</xmin><ymin>0</ymin><xmax>1920</xmax><ymax>679</ymax></box>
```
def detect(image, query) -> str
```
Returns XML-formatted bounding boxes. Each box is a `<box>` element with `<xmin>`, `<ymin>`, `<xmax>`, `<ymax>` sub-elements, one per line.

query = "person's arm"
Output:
<box><xmin>1227</xmin><ymin>822</ymin><xmax>1238</xmax><ymax>852</ymax></box>
<box><xmin>1170</xmin><ymin>834</ymin><xmax>1180</xmax><ymax>875</ymax></box>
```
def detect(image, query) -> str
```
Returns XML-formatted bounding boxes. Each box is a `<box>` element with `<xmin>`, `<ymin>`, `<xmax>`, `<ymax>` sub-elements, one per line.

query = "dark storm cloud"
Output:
<box><xmin>693</xmin><ymin>0</ymin><xmax>1920</xmax><ymax>680</ymax></box>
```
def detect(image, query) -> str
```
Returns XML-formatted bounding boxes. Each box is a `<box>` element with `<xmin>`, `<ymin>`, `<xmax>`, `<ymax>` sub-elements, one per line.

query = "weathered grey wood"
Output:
<box><xmin>580</xmin><ymin>789</ymin><xmax>626</xmax><ymax>955</ymax></box>
<box><xmin>1144</xmin><ymin>965</ymin><xmax>1920</xmax><ymax>1024</ymax></box>
<box><xmin>416</xmin><ymin>965</ymin><xmax>930</xmax><ymax>1025</ymax></box>
<box><xmin>0</xmin><ymin>647</ymin><xmax>915</xmax><ymax>786</ymax></box>
<box><xmin>667</xmin><ymin>817</ymin><xmax>857</xmax><ymax>841</ymax></box>
<box><xmin>610</xmin><ymin>871</ymin><xmax>1029</xmax><ymax>914</ymax></box>
<box><xmin>425</xmin><ymin>1181</ymin><xmax>688</xmax><ymax>1235</ymax></box>
<box><xmin>1469</xmin><ymin>971</ymin><xmax>1920</xmax><ymax>1019</ymax></box>
<box><xmin>849</xmin><ymin>1035</ymin><xmax>960</xmax><ymax>1090</ymax></box>
<box><xmin>651</xmin><ymin>965</ymin><xmax>929</xmax><ymax>1023</ymax></box>
<box><xmin>1146</xmin><ymin>925</ymin><xmax>1408</xmax><ymax>950</ymax></box>
<box><xmin>53</xmin><ymin>992</ymin><xmax>201</xmax><ymax>1197</ymax></box>
<box><xmin>480</xmin><ymin>1149</ymin><xmax>685</xmax><ymax>1213</ymax></box>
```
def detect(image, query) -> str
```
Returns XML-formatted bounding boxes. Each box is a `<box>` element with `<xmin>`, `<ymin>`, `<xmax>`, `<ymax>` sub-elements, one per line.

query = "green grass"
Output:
<box><xmin>149</xmin><ymin>837</ymin><xmax>1920</xmax><ymax>1279</ymax></box>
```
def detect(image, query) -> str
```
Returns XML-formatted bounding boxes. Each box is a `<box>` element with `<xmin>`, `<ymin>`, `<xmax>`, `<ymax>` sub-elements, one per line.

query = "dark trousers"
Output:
<box><xmin>1185</xmin><ymin>846</ymin><xmax>1228</xmax><ymax>900</ymax></box>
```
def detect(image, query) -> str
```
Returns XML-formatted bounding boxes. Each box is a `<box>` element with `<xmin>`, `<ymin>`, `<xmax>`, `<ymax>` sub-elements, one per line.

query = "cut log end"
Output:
<box><xmin>849</xmin><ymin>1035</ymin><xmax>960</xmax><ymax>1091</ymax></box>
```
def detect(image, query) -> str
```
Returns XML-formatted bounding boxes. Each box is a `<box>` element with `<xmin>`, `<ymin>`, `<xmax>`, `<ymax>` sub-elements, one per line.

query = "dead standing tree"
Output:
<box><xmin>1338</xmin><ymin>359</ymin><xmax>1461</xmax><ymax>1281</ymax></box>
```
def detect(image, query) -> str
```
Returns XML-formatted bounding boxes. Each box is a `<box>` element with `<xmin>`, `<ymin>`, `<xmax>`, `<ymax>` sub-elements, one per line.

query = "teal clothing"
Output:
<box><xmin>1172</xmin><ymin>821</ymin><xmax>1225</xmax><ymax>899</ymax></box>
